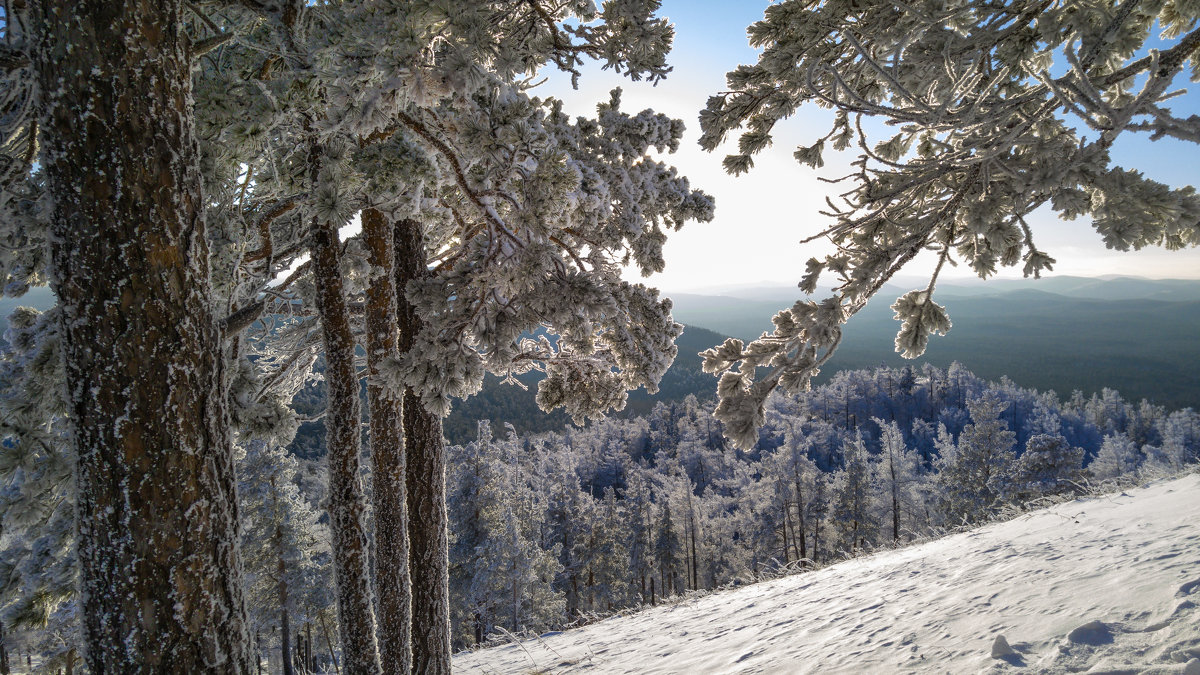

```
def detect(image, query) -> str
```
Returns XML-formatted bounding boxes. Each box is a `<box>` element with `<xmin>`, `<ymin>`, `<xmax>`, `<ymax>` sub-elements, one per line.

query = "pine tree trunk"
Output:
<box><xmin>780</xmin><ymin>494</ymin><xmax>792</xmax><ymax>564</ymax></box>
<box><xmin>891</xmin><ymin>461</ymin><xmax>901</xmax><ymax>544</ymax></box>
<box><xmin>318</xmin><ymin>612</ymin><xmax>341</xmax><ymax>675</ymax></box>
<box><xmin>568</xmin><ymin>574</ymin><xmax>579</xmax><ymax>617</ymax></box>
<box><xmin>29</xmin><ymin>2</ymin><xmax>252</xmax><ymax>671</ymax></box>
<box><xmin>688</xmin><ymin>501</ymin><xmax>699</xmax><ymax>590</ymax></box>
<box><xmin>295</xmin><ymin>631</ymin><xmax>304</xmax><ymax>675</ymax></box>
<box><xmin>587</xmin><ymin>568</ymin><xmax>595</xmax><ymax>610</ymax></box>
<box><xmin>0</xmin><ymin>621</ymin><xmax>8</xmax><ymax>674</ymax></box>
<box><xmin>395</xmin><ymin>219</ymin><xmax>452</xmax><ymax>675</ymax></box>
<box><xmin>306</xmin><ymin>623</ymin><xmax>314</xmax><ymax>674</ymax></box>
<box><xmin>272</xmin><ymin>477</ymin><xmax>295</xmax><ymax>675</ymax></box>
<box><xmin>511</xmin><ymin>574</ymin><xmax>519</xmax><ymax>633</ymax></box>
<box><xmin>813</xmin><ymin>507</ymin><xmax>823</xmax><ymax>563</ymax></box>
<box><xmin>280</xmin><ymin>573</ymin><xmax>294</xmax><ymax>675</ymax></box>
<box><xmin>793</xmin><ymin>469</ymin><xmax>808</xmax><ymax>563</ymax></box>
<box><xmin>309</xmin><ymin>197</ymin><xmax>382</xmax><ymax>675</ymax></box>
<box><xmin>363</xmin><ymin>208</ymin><xmax>412</xmax><ymax>674</ymax></box>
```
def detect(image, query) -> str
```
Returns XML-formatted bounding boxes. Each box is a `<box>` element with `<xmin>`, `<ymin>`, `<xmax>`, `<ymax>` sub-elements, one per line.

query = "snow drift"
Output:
<box><xmin>455</xmin><ymin>472</ymin><xmax>1200</xmax><ymax>674</ymax></box>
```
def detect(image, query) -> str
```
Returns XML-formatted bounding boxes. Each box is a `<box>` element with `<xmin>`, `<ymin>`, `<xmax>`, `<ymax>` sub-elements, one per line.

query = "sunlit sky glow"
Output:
<box><xmin>538</xmin><ymin>1</ymin><xmax>1200</xmax><ymax>294</ymax></box>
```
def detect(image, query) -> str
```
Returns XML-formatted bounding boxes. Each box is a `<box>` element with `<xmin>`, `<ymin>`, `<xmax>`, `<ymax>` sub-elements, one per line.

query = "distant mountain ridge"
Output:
<box><xmin>676</xmin><ymin>275</ymin><xmax>1200</xmax><ymax>304</ymax></box>
<box><xmin>665</xmin><ymin>277</ymin><xmax>1200</xmax><ymax>411</ymax></box>
<box><xmin>922</xmin><ymin>275</ymin><xmax>1200</xmax><ymax>302</ymax></box>
<box><xmin>4</xmin><ymin>278</ymin><xmax>1197</xmax><ymax>440</ymax></box>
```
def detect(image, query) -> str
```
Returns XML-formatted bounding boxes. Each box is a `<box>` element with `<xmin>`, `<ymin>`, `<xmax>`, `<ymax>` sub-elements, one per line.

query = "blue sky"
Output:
<box><xmin>541</xmin><ymin>1</ymin><xmax>1200</xmax><ymax>293</ymax></box>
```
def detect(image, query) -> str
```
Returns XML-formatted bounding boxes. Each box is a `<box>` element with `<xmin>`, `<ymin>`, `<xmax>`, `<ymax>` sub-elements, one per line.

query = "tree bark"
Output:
<box><xmin>271</xmin><ymin>475</ymin><xmax>295</xmax><ymax>675</ymax></box>
<box><xmin>688</xmin><ymin>499</ymin><xmax>699</xmax><ymax>590</ymax></box>
<box><xmin>363</xmin><ymin>208</ymin><xmax>412</xmax><ymax>674</ymax></box>
<box><xmin>395</xmin><ymin>219</ymin><xmax>451</xmax><ymax>675</ymax></box>
<box><xmin>780</xmin><ymin>492</ymin><xmax>792</xmax><ymax>564</ymax></box>
<box><xmin>309</xmin><ymin>200</ymin><xmax>382</xmax><ymax>675</ymax></box>
<box><xmin>305</xmin><ymin>623</ymin><xmax>314</xmax><ymax>674</ymax></box>
<box><xmin>29</xmin><ymin>1</ymin><xmax>252</xmax><ymax>671</ymax></box>
<box><xmin>890</xmin><ymin>456</ymin><xmax>901</xmax><ymax>543</ymax></box>
<box><xmin>280</xmin><ymin>573</ymin><xmax>294</xmax><ymax>675</ymax></box>
<box><xmin>792</xmin><ymin>466</ymin><xmax>807</xmax><ymax>563</ymax></box>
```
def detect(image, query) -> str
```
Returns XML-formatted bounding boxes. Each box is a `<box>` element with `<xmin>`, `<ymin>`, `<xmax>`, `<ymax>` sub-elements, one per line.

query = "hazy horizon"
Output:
<box><xmin>656</xmin><ymin>272</ymin><xmax>1200</xmax><ymax>296</ymax></box>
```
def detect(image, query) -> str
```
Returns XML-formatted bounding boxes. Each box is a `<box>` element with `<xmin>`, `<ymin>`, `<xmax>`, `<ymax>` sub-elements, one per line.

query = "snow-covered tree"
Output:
<box><xmin>622</xmin><ymin>466</ymin><xmax>659</xmax><ymax>604</ymax></box>
<box><xmin>572</xmin><ymin>488</ymin><xmax>633</xmax><ymax>612</ymax></box>
<box><xmin>831</xmin><ymin>434</ymin><xmax>877</xmax><ymax>554</ymax></box>
<box><xmin>936</xmin><ymin>393</ymin><xmax>1017</xmax><ymax>524</ymax></box>
<box><xmin>654</xmin><ymin>498</ymin><xmax>684</xmax><ymax>597</ymax></box>
<box><xmin>537</xmin><ymin>441</ymin><xmax>591</xmax><ymax>618</ymax></box>
<box><xmin>872</xmin><ymin>418</ymin><xmax>926</xmax><ymax>543</ymax></box>
<box><xmin>378</xmin><ymin>19</ymin><xmax>711</xmax><ymax>672</ymax></box>
<box><xmin>179</xmin><ymin>1</ymin><xmax>712</xmax><ymax>669</ymax></box>
<box><xmin>1144</xmin><ymin>409</ymin><xmax>1200</xmax><ymax>471</ymax></box>
<box><xmin>1089</xmin><ymin>432</ymin><xmax>1143</xmax><ymax>480</ymax></box>
<box><xmin>1012</xmin><ymin>433</ymin><xmax>1085</xmax><ymax>500</ymax></box>
<box><xmin>776</xmin><ymin>423</ymin><xmax>821</xmax><ymax>564</ymax></box>
<box><xmin>697</xmin><ymin>0</ymin><xmax>1200</xmax><ymax>447</ymax></box>
<box><xmin>803</xmin><ymin>464</ymin><xmax>833</xmax><ymax>564</ymax></box>
<box><xmin>448</xmin><ymin>423</ymin><xmax>563</xmax><ymax>648</ymax></box>
<box><xmin>238</xmin><ymin>440</ymin><xmax>331</xmax><ymax>675</ymax></box>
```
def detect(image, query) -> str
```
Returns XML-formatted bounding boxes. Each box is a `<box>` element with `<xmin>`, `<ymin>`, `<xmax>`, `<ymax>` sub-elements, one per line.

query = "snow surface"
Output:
<box><xmin>455</xmin><ymin>473</ymin><xmax>1200</xmax><ymax>674</ymax></box>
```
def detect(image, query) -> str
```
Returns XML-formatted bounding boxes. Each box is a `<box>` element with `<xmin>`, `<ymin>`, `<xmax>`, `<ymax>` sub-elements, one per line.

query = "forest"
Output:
<box><xmin>2</xmin><ymin>0</ymin><xmax>1200</xmax><ymax>674</ymax></box>
<box><xmin>435</xmin><ymin>366</ymin><xmax>1198</xmax><ymax>651</ymax></box>
<box><xmin>25</xmin><ymin>362</ymin><xmax>1199</xmax><ymax>670</ymax></box>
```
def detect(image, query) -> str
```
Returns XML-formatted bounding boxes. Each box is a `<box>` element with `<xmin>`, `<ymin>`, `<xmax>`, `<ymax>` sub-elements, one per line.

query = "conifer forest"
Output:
<box><xmin>1</xmin><ymin>1</ymin><xmax>1199</xmax><ymax>674</ymax></box>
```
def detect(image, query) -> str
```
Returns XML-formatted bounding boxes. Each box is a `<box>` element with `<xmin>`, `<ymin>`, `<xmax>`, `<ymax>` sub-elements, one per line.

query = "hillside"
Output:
<box><xmin>454</xmin><ymin>472</ymin><xmax>1200</xmax><ymax>674</ymax></box>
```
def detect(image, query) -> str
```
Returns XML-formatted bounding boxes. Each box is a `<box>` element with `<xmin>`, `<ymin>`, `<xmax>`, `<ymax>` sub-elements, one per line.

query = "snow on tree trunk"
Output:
<box><xmin>395</xmin><ymin>218</ymin><xmax>451</xmax><ymax>675</ymax></box>
<box><xmin>28</xmin><ymin>1</ymin><xmax>253</xmax><ymax>670</ymax></box>
<box><xmin>308</xmin><ymin>194</ymin><xmax>382</xmax><ymax>675</ymax></box>
<box><xmin>363</xmin><ymin>208</ymin><xmax>412</xmax><ymax>674</ymax></box>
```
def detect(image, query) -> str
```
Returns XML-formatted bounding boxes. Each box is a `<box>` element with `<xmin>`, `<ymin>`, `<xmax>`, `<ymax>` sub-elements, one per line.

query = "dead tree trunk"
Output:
<box><xmin>29</xmin><ymin>1</ymin><xmax>251</xmax><ymax>670</ymax></box>
<box><xmin>363</xmin><ymin>208</ymin><xmax>412</xmax><ymax>674</ymax></box>
<box><xmin>395</xmin><ymin>219</ymin><xmax>451</xmax><ymax>675</ymax></box>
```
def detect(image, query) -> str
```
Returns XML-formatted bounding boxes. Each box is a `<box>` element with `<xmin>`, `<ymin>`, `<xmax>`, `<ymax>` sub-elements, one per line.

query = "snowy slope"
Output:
<box><xmin>455</xmin><ymin>473</ymin><xmax>1200</xmax><ymax>674</ymax></box>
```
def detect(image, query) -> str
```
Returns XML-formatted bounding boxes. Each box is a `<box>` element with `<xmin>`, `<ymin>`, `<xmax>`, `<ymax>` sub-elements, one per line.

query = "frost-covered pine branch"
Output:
<box><xmin>698</xmin><ymin>0</ymin><xmax>1200</xmax><ymax>448</ymax></box>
